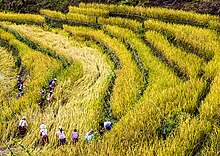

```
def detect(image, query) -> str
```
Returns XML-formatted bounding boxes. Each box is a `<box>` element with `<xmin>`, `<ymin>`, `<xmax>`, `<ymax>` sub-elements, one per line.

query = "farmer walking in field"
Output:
<box><xmin>57</xmin><ymin>126</ymin><xmax>66</xmax><ymax>145</ymax></box>
<box><xmin>16</xmin><ymin>75</ymin><xmax>25</xmax><ymax>99</ymax></box>
<box><xmin>99</xmin><ymin>121</ymin><xmax>113</xmax><ymax>135</ymax></box>
<box><xmin>40</xmin><ymin>124</ymin><xmax>49</xmax><ymax>146</ymax></box>
<box><xmin>18</xmin><ymin>116</ymin><xmax>28</xmax><ymax>138</ymax></box>
<box><xmin>71</xmin><ymin>129</ymin><xmax>79</xmax><ymax>145</ymax></box>
<box><xmin>17</xmin><ymin>75</ymin><xmax>25</xmax><ymax>92</ymax></box>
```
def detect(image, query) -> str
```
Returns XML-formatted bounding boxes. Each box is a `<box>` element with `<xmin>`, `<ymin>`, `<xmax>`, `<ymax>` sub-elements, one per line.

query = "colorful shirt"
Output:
<box><xmin>57</xmin><ymin>131</ymin><xmax>66</xmax><ymax>139</ymax></box>
<box><xmin>72</xmin><ymin>132</ymin><xmax>79</xmax><ymax>139</ymax></box>
<box><xmin>85</xmin><ymin>133</ymin><xmax>94</xmax><ymax>142</ymax></box>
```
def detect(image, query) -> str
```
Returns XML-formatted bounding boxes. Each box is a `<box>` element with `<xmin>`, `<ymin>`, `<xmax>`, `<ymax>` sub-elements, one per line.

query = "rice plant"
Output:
<box><xmin>0</xmin><ymin>2</ymin><xmax>219</xmax><ymax>155</ymax></box>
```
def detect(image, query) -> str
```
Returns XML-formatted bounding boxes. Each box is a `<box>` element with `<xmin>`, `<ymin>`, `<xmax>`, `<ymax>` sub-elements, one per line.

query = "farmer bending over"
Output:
<box><xmin>99</xmin><ymin>121</ymin><xmax>113</xmax><ymax>135</ymax></box>
<box><xmin>18</xmin><ymin>116</ymin><xmax>28</xmax><ymax>138</ymax></box>
<box><xmin>40</xmin><ymin>124</ymin><xmax>49</xmax><ymax>146</ymax></box>
<box><xmin>85</xmin><ymin>129</ymin><xmax>94</xmax><ymax>143</ymax></box>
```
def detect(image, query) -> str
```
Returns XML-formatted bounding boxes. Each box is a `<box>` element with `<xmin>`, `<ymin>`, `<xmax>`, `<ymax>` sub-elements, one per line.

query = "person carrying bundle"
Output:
<box><xmin>18</xmin><ymin>116</ymin><xmax>28</xmax><ymax>138</ymax></box>
<box><xmin>57</xmin><ymin>126</ymin><xmax>66</xmax><ymax>145</ymax></box>
<box><xmin>40</xmin><ymin>124</ymin><xmax>49</xmax><ymax>146</ymax></box>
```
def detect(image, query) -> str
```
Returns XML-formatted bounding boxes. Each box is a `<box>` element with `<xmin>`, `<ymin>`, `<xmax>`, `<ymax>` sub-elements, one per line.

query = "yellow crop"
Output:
<box><xmin>144</xmin><ymin>19</ymin><xmax>220</xmax><ymax>78</ymax></box>
<box><xmin>0</xmin><ymin>47</ymin><xmax>17</xmax><ymax>103</ymax></box>
<box><xmin>88</xmin><ymin>79</ymin><xmax>205</xmax><ymax>155</ymax></box>
<box><xmin>79</xmin><ymin>2</ymin><xmax>115</xmax><ymax>11</ymax></box>
<box><xmin>144</xmin><ymin>20</ymin><xmax>220</xmax><ymax>60</ymax></box>
<box><xmin>66</xmin><ymin>13</ymin><xmax>96</xmax><ymax>24</ymax></box>
<box><xmin>0</xmin><ymin>12</ymin><xmax>45</xmax><ymax>24</ymax></box>
<box><xmin>155</xmin><ymin>117</ymin><xmax>212</xmax><ymax>155</ymax></box>
<box><xmin>0</xmin><ymin>3</ymin><xmax>219</xmax><ymax>155</ymax></box>
<box><xmin>69</xmin><ymin>6</ymin><xmax>109</xmax><ymax>17</ymax></box>
<box><xmin>40</xmin><ymin>9</ymin><xmax>66</xmax><ymax>20</ymax></box>
<box><xmin>200</xmin><ymin>73</ymin><xmax>220</xmax><ymax>120</ymax></box>
<box><xmin>208</xmin><ymin>20</ymin><xmax>220</xmax><ymax>32</ymax></box>
<box><xmin>0</xmin><ymin>28</ymin><xmax>61</xmax><ymax>143</ymax></box>
<box><xmin>103</xmin><ymin>24</ymin><xmax>182</xmax><ymax>91</ymax></box>
<box><xmin>63</xmin><ymin>24</ymin><xmax>144</xmax><ymax>119</ymax></box>
<box><xmin>0</xmin><ymin>23</ymin><xmax>113</xmax><ymax>150</ymax></box>
<box><xmin>145</xmin><ymin>30</ymin><xmax>205</xmax><ymax>79</ymax></box>
<box><xmin>201</xmin><ymin>124</ymin><xmax>220</xmax><ymax>155</ymax></box>
<box><xmin>79</xmin><ymin>2</ymin><xmax>219</xmax><ymax>27</ymax></box>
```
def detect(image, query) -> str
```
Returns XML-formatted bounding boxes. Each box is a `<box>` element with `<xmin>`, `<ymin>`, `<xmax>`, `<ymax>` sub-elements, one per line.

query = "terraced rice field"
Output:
<box><xmin>0</xmin><ymin>2</ymin><xmax>219</xmax><ymax>155</ymax></box>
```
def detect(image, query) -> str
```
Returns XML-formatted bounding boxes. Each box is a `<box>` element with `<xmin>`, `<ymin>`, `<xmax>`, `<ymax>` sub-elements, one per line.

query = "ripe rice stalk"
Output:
<box><xmin>0</xmin><ymin>28</ymin><xmax>62</xmax><ymax>143</ymax></box>
<box><xmin>63</xmin><ymin>25</ymin><xmax>145</xmax><ymax>119</ymax></box>
<box><xmin>0</xmin><ymin>12</ymin><xmax>45</xmax><ymax>25</ymax></box>
<box><xmin>200</xmin><ymin>73</ymin><xmax>220</xmax><ymax>120</ymax></box>
<box><xmin>40</xmin><ymin>9</ymin><xmax>66</xmax><ymax>20</ymax></box>
<box><xmin>87</xmin><ymin>79</ymin><xmax>205</xmax><ymax>155</ymax></box>
<box><xmin>66</xmin><ymin>13</ymin><xmax>97</xmax><ymax>25</ymax></box>
<box><xmin>69</xmin><ymin>6</ymin><xmax>109</xmax><ymax>17</ymax></box>
<box><xmin>0</xmin><ymin>23</ymin><xmax>114</xmax><ymax>149</ymax></box>
<box><xmin>155</xmin><ymin>117</ymin><xmax>212</xmax><ymax>156</ymax></box>
<box><xmin>144</xmin><ymin>20</ymin><xmax>220</xmax><ymax>61</ymax></box>
<box><xmin>78</xmin><ymin>3</ymin><xmax>219</xmax><ymax>28</ymax></box>
<box><xmin>103</xmin><ymin>24</ymin><xmax>182</xmax><ymax>92</ymax></box>
<box><xmin>0</xmin><ymin>46</ymin><xmax>17</xmax><ymax>101</ymax></box>
<box><xmin>145</xmin><ymin>30</ymin><xmax>205</xmax><ymax>79</ymax></box>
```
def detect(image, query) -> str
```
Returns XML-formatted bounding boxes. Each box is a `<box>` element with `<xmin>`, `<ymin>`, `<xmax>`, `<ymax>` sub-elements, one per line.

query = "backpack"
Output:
<box><xmin>18</xmin><ymin>120</ymin><xmax>24</xmax><ymax>130</ymax></box>
<box><xmin>49</xmin><ymin>80</ymin><xmax>53</xmax><ymax>85</ymax></box>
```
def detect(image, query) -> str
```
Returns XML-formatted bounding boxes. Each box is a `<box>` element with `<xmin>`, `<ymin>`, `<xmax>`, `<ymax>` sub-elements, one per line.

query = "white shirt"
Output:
<box><xmin>40</xmin><ymin>129</ymin><xmax>48</xmax><ymax>136</ymax></box>
<box><xmin>19</xmin><ymin>119</ymin><xmax>27</xmax><ymax>127</ymax></box>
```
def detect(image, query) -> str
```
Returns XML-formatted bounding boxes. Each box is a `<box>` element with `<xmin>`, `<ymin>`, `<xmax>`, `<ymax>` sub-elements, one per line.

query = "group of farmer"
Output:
<box><xmin>18</xmin><ymin>116</ymin><xmax>113</xmax><ymax>146</ymax></box>
<box><xmin>16</xmin><ymin>74</ymin><xmax>57</xmax><ymax>109</ymax></box>
<box><xmin>16</xmin><ymin>75</ymin><xmax>113</xmax><ymax>146</ymax></box>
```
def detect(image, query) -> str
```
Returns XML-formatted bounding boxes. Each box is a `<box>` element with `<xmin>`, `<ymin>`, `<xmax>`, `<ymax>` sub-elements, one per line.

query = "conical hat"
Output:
<box><xmin>40</xmin><ymin>124</ymin><xmax>46</xmax><ymax>129</ymax></box>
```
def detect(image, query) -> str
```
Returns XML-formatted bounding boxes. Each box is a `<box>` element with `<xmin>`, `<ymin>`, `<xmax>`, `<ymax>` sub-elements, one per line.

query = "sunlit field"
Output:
<box><xmin>0</xmin><ymin>2</ymin><xmax>219</xmax><ymax>155</ymax></box>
